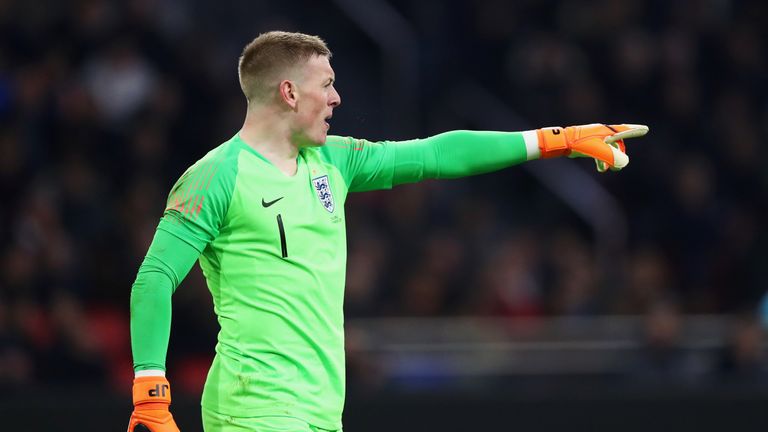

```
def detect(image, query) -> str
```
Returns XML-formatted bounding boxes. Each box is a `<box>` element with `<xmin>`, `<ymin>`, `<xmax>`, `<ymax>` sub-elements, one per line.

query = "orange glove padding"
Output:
<box><xmin>537</xmin><ymin>123</ymin><xmax>649</xmax><ymax>172</ymax></box>
<box><xmin>128</xmin><ymin>376</ymin><xmax>180</xmax><ymax>432</ymax></box>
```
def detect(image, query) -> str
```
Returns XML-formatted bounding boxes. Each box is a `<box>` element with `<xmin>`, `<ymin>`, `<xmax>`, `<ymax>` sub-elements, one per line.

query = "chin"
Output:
<box><xmin>305</xmin><ymin>138</ymin><xmax>325</xmax><ymax>147</ymax></box>
<box><xmin>296</xmin><ymin>132</ymin><xmax>327</xmax><ymax>148</ymax></box>
<box><xmin>311</xmin><ymin>132</ymin><xmax>328</xmax><ymax>146</ymax></box>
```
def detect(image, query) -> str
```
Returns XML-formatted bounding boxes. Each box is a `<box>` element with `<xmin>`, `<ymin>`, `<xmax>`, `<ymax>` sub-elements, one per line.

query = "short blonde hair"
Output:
<box><xmin>238</xmin><ymin>31</ymin><xmax>331</xmax><ymax>103</ymax></box>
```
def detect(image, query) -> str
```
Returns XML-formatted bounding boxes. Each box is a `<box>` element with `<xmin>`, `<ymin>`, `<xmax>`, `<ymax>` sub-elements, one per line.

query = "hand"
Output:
<box><xmin>128</xmin><ymin>376</ymin><xmax>180</xmax><ymax>432</ymax></box>
<box><xmin>537</xmin><ymin>123</ymin><xmax>649</xmax><ymax>172</ymax></box>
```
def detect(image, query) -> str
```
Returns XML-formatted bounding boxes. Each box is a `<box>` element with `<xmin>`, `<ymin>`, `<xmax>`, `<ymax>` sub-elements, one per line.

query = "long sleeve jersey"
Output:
<box><xmin>130</xmin><ymin>130</ymin><xmax>533</xmax><ymax>429</ymax></box>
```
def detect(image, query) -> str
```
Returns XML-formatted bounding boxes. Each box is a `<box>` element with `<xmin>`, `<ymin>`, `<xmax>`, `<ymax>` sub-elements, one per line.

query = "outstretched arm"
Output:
<box><xmin>389</xmin><ymin>129</ymin><xmax>531</xmax><ymax>184</ymax></box>
<box><xmin>324</xmin><ymin>124</ymin><xmax>647</xmax><ymax>191</ymax></box>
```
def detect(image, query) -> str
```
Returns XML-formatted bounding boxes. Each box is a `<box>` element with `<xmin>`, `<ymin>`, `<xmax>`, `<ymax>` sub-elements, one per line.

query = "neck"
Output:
<box><xmin>239</xmin><ymin>104</ymin><xmax>300</xmax><ymax>175</ymax></box>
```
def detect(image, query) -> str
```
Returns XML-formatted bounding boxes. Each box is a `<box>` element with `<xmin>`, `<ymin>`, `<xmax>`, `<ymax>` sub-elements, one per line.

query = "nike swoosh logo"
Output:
<box><xmin>261</xmin><ymin>197</ymin><xmax>284</xmax><ymax>208</ymax></box>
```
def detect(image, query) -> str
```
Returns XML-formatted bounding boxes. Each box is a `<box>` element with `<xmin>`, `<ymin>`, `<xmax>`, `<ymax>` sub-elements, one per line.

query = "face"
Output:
<box><xmin>291</xmin><ymin>55</ymin><xmax>341</xmax><ymax>146</ymax></box>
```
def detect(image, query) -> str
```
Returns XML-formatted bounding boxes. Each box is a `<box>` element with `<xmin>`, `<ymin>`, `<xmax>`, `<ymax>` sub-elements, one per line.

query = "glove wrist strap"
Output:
<box><xmin>133</xmin><ymin>376</ymin><xmax>172</xmax><ymax>406</ymax></box>
<box><xmin>536</xmin><ymin>127</ymin><xmax>570</xmax><ymax>158</ymax></box>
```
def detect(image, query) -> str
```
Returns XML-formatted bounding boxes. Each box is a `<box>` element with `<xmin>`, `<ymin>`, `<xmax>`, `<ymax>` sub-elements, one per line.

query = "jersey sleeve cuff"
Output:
<box><xmin>522</xmin><ymin>130</ymin><xmax>541</xmax><ymax>161</ymax></box>
<box><xmin>135</xmin><ymin>369</ymin><xmax>166</xmax><ymax>378</ymax></box>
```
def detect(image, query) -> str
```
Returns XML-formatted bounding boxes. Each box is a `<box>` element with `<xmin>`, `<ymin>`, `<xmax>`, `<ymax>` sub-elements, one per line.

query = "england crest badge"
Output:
<box><xmin>312</xmin><ymin>175</ymin><xmax>335</xmax><ymax>213</ymax></box>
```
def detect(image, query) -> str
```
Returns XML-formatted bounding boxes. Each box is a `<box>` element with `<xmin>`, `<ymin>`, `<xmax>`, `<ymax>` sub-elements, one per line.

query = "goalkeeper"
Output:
<box><xmin>128</xmin><ymin>31</ymin><xmax>648</xmax><ymax>432</ymax></box>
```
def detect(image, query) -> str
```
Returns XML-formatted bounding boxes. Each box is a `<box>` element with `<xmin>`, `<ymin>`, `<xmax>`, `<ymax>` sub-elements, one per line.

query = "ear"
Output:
<box><xmin>278</xmin><ymin>79</ymin><xmax>299</xmax><ymax>110</ymax></box>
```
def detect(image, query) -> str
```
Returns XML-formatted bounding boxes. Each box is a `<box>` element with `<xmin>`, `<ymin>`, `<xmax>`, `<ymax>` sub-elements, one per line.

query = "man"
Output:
<box><xmin>127</xmin><ymin>31</ymin><xmax>648</xmax><ymax>432</ymax></box>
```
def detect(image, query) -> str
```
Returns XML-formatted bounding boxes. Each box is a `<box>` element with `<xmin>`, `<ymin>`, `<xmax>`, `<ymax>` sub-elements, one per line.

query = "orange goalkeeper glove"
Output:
<box><xmin>128</xmin><ymin>376</ymin><xmax>180</xmax><ymax>432</ymax></box>
<box><xmin>536</xmin><ymin>123</ymin><xmax>649</xmax><ymax>172</ymax></box>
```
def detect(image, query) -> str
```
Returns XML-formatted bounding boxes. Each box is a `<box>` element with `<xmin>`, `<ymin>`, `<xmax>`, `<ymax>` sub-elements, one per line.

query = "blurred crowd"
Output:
<box><xmin>0</xmin><ymin>0</ymin><xmax>766</xmax><ymax>392</ymax></box>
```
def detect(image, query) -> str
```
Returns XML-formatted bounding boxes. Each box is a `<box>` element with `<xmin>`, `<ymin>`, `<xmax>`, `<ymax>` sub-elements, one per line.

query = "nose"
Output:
<box><xmin>329</xmin><ymin>87</ymin><xmax>341</xmax><ymax>107</ymax></box>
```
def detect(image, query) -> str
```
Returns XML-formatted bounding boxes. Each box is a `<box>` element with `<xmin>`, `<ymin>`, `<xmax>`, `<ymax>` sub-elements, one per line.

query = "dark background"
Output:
<box><xmin>1</xmin><ymin>0</ymin><xmax>767</xmax><ymax>430</ymax></box>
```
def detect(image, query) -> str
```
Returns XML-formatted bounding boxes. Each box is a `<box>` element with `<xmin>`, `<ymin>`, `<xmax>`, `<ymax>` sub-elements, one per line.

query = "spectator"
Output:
<box><xmin>629</xmin><ymin>298</ymin><xmax>697</xmax><ymax>381</ymax></box>
<box><xmin>717</xmin><ymin>313</ymin><xmax>768</xmax><ymax>384</ymax></box>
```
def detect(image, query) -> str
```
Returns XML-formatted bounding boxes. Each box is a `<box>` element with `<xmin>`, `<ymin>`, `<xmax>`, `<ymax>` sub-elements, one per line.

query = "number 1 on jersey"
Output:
<box><xmin>276</xmin><ymin>214</ymin><xmax>288</xmax><ymax>258</ymax></box>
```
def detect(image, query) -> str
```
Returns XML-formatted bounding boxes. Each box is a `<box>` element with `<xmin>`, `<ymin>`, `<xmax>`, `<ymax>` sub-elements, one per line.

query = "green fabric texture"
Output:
<box><xmin>130</xmin><ymin>230</ymin><xmax>200</xmax><ymax>371</ymax></box>
<box><xmin>389</xmin><ymin>129</ymin><xmax>528</xmax><ymax>181</ymax></box>
<box><xmin>202</xmin><ymin>407</ymin><xmax>342</xmax><ymax>432</ymax></box>
<box><xmin>130</xmin><ymin>130</ymin><xmax>528</xmax><ymax>430</ymax></box>
<box><xmin>321</xmin><ymin>130</ymin><xmax>528</xmax><ymax>189</ymax></box>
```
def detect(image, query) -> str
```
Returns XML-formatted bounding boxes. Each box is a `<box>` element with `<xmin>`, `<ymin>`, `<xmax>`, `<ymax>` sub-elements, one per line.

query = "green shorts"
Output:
<box><xmin>201</xmin><ymin>407</ymin><xmax>342</xmax><ymax>432</ymax></box>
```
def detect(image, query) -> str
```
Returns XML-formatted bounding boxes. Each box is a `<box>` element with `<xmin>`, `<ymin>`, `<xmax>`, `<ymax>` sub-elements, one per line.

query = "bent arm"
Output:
<box><xmin>130</xmin><ymin>228</ymin><xmax>200</xmax><ymax>372</ymax></box>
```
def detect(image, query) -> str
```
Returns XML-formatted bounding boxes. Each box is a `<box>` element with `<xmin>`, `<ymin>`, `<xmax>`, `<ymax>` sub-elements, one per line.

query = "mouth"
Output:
<box><xmin>324</xmin><ymin>114</ymin><xmax>332</xmax><ymax>129</ymax></box>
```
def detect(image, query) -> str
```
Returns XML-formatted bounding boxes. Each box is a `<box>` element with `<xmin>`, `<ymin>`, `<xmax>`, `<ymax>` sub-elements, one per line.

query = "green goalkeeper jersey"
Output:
<box><xmin>131</xmin><ymin>130</ymin><xmax>531</xmax><ymax>429</ymax></box>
